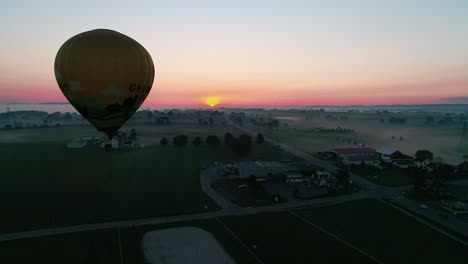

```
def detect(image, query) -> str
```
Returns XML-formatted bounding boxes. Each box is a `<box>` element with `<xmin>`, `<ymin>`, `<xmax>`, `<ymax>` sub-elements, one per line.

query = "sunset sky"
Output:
<box><xmin>1</xmin><ymin>0</ymin><xmax>468</xmax><ymax>107</ymax></box>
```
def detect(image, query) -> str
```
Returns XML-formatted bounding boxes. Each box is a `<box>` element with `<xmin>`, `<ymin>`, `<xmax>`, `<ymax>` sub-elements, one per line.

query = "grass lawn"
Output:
<box><xmin>2</xmin><ymin>198</ymin><xmax>467</xmax><ymax>263</ymax></box>
<box><xmin>350</xmin><ymin>164</ymin><xmax>414</xmax><ymax>186</ymax></box>
<box><xmin>0</xmin><ymin>124</ymin><xmax>298</xmax><ymax>233</ymax></box>
<box><xmin>0</xmin><ymin>219</ymin><xmax>259</xmax><ymax>264</ymax></box>
<box><xmin>0</xmin><ymin>229</ymin><xmax>120</xmax><ymax>264</ymax></box>
<box><xmin>220</xmin><ymin>212</ymin><xmax>375</xmax><ymax>264</ymax></box>
<box><xmin>295</xmin><ymin>199</ymin><xmax>468</xmax><ymax>264</ymax></box>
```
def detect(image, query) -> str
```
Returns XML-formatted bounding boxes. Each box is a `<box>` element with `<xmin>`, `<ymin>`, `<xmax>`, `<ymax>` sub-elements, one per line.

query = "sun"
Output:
<box><xmin>205</xmin><ymin>97</ymin><xmax>219</xmax><ymax>107</ymax></box>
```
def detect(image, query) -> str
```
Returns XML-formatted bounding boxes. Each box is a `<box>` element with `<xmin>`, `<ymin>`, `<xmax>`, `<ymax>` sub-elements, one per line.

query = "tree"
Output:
<box><xmin>224</xmin><ymin>132</ymin><xmax>235</xmax><ymax>145</ymax></box>
<box><xmin>388</xmin><ymin>117</ymin><xmax>406</xmax><ymax>124</ymax></box>
<box><xmin>193</xmin><ymin>136</ymin><xmax>201</xmax><ymax>146</ymax></box>
<box><xmin>269</xmin><ymin>119</ymin><xmax>280</xmax><ymax>127</ymax></box>
<box><xmin>129</xmin><ymin>128</ymin><xmax>137</xmax><ymax>141</ymax></box>
<box><xmin>425</xmin><ymin>116</ymin><xmax>435</xmax><ymax>124</ymax></box>
<box><xmin>206</xmin><ymin>135</ymin><xmax>220</xmax><ymax>146</ymax></box>
<box><xmin>248</xmin><ymin>175</ymin><xmax>260</xmax><ymax>192</ymax></box>
<box><xmin>336</xmin><ymin>169</ymin><xmax>351</xmax><ymax>192</ymax></box>
<box><xmin>433</xmin><ymin>164</ymin><xmax>455</xmax><ymax>180</ymax></box>
<box><xmin>415</xmin><ymin>150</ymin><xmax>433</xmax><ymax>161</ymax></box>
<box><xmin>233</xmin><ymin>134</ymin><xmax>252</xmax><ymax>156</ymax></box>
<box><xmin>410</xmin><ymin>167</ymin><xmax>426</xmax><ymax>190</ymax></box>
<box><xmin>208</xmin><ymin>117</ymin><xmax>214</xmax><ymax>125</ymax></box>
<box><xmin>173</xmin><ymin>135</ymin><xmax>188</xmax><ymax>146</ymax></box>
<box><xmin>160</xmin><ymin>137</ymin><xmax>168</xmax><ymax>146</ymax></box>
<box><xmin>255</xmin><ymin>133</ymin><xmax>265</xmax><ymax>144</ymax></box>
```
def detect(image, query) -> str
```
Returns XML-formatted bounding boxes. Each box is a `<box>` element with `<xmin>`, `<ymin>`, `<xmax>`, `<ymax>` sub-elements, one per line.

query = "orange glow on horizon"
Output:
<box><xmin>205</xmin><ymin>97</ymin><xmax>220</xmax><ymax>107</ymax></box>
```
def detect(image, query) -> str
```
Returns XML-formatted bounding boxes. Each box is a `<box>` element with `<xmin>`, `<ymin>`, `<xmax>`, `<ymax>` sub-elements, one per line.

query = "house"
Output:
<box><xmin>315</xmin><ymin>170</ymin><xmax>332</xmax><ymax>179</ymax></box>
<box><xmin>415</xmin><ymin>159</ymin><xmax>432</xmax><ymax>170</ymax></box>
<box><xmin>326</xmin><ymin>175</ymin><xmax>339</xmax><ymax>189</ymax></box>
<box><xmin>66</xmin><ymin>137</ymin><xmax>104</xmax><ymax>148</ymax></box>
<box><xmin>330</xmin><ymin>147</ymin><xmax>378</xmax><ymax>165</ymax></box>
<box><xmin>232</xmin><ymin>161</ymin><xmax>291</xmax><ymax>181</ymax></box>
<box><xmin>67</xmin><ymin>138</ymin><xmax>91</xmax><ymax>148</ymax></box>
<box><xmin>455</xmin><ymin>161</ymin><xmax>468</xmax><ymax>178</ymax></box>
<box><xmin>285</xmin><ymin>171</ymin><xmax>303</xmax><ymax>183</ymax></box>
<box><xmin>67</xmin><ymin>130</ymin><xmax>143</xmax><ymax>150</ymax></box>
<box><xmin>376</xmin><ymin>147</ymin><xmax>395</xmax><ymax>161</ymax></box>
<box><xmin>100</xmin><ymin>138</ymin><xmax>120</xmax><ymax>149</ymax></box>
<box><xmin>376</xmin><ymin>147</ymin><xmax>412</xmax><ymax>162</ymax></box>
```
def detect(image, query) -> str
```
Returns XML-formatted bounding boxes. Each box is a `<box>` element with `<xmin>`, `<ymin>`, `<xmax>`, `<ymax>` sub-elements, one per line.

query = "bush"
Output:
<box><xmin>388</xmin><ymin>117</ymin><xmax>406</xmax><ymax>124</ymax></box>
<box><xmin>173</xmin><ymin>135</ymin><xmax>188</xmax><ymax>146</ymax></box>
<box><xmin>193</xmin><ymin>136</ymin><xmax>201</xmax><ymax>146</ymax></box>
<box><xmin>415</xmin><ymin>150</ymin><xmax>433</xmax><ymax>161</ymax></box>
<box><xmin>224</xmin><ymin>132</ymin><xmax>235</xmax><ymax>145</ymax></box>
<box><xmin>255</xmin><ymin>133</ymin><xmax>265</xmax><ymax>144</ymax></box>
<box><xmin>233</xmin><ymin>134</ymin><xmax>252</xmax><ymax>156</ymax></box>
<box><xmin>206</xmin><ymin>135</ymin><xmax>220</xmax><ymax>146</ymax></box>
<box><xmin>160</xmin><ymin>137</ymin><xmax>168</xmax><ymax>146</ymax></box>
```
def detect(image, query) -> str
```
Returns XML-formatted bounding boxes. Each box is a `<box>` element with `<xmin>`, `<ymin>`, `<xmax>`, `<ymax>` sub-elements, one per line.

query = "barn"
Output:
<box><xmin>330</xmin><ymin>147</ymin><xmax>378</xmax><ymax>165</ymax></box>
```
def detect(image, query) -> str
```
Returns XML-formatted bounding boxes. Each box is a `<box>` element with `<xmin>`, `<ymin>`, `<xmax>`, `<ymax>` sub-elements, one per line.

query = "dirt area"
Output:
<box><xmin>142</xmin><ymin>227</ymin><xmax>236</xmax><ymax>264</ymax></box>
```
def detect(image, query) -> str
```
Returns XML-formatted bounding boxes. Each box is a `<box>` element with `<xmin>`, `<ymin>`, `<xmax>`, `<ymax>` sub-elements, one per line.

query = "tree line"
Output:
<box><xmin>160</xmin><ymin>132</ymin><xmax>265</xmax><ymax>156</ymax></box>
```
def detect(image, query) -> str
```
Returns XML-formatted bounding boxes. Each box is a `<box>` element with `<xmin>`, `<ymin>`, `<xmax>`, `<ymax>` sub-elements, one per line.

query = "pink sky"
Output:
<box><xmin>2</xmin><ymin>1</ymin><xmax>468</xmax><ymax>107</ymax></box>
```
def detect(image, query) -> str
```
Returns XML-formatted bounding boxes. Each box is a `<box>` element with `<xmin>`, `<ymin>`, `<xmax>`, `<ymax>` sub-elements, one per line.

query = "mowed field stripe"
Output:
<box><xmin>215</xmin><ymin>217</ymin><xmax>264</xmax><ymax>264</ymax></box>
<box><xmin>380</xmin><ymin>199</ymin><xmax>468</xmax><ymax>247</ymax></box>
<box><xmin>288</xmin><ymin>210</ymin><xmax>384</xmax><ymax>264</ymax></box>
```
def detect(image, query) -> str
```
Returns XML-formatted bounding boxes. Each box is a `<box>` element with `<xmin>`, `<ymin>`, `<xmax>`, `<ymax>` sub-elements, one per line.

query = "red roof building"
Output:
<box><xmin>330</xmin><ymin>147</ymin><xmax>378</xmax><ymax>161</ymax></box>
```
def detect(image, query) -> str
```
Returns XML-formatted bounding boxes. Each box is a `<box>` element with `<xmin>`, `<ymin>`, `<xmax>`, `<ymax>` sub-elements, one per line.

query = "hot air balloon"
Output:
<box><xmin>54</xmin><ymin>29</ymin><xmax>155</xmax><ymax>142</ymax></box>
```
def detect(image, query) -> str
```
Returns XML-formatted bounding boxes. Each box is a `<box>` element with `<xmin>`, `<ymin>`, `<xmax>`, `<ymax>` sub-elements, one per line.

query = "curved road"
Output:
<box><xmin>1</xmin><ymin>120</ymin><xmax>466</xmax><ymax>244</ymax></box>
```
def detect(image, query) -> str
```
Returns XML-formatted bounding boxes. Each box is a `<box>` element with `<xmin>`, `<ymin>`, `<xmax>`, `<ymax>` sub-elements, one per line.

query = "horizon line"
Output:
<box><xmin>3</xmin><ymin>102</ymin><xmax>468</xmax><ymax>108</ymax></box>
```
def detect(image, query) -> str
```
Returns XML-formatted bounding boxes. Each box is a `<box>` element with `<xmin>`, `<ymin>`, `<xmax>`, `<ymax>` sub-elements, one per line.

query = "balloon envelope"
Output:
<box><xmin>54</xmin><ymin>29</ymin><xmax>155</xmax><ymax>139</ymax></box>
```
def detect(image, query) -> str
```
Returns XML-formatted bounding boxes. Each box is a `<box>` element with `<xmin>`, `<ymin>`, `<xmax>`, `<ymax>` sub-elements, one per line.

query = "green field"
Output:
<box><xmin>350</xmin><ymin>165</ymin><xmax>414</xmax><ymax>186</ymax></box>
<box><xmin>0</xmin><ymin>124</ymin><xmax>297</xmax><ymax>233</ymax></box>
<box><xmin>0</xmin><ymin>229</ymin><xmax>121</xmax><ymax>264</ymax></box>
<box><xmin>295</xmin><ymin>199</ymin><xmax>468</xmax><ymax>263</ymax></box>
<box><xmin>0</xmin><ymin>219</ymin><xmax>257</xmax><ymax>264</ymax></box>
<box><xmin>2</xmin><ymin>198</ymin><xmax>467</xmax><ymax>264</ymax></box>
<box><xmin>220</xmin><ymin>212</ymin><xmax>374</xmax><ymax>263</ymax></box>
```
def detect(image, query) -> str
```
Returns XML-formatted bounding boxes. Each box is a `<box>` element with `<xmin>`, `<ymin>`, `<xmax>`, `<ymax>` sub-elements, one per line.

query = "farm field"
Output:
<box><xmin>0</xmin><ymin>123</ymin><xmax>297</xmax><ymax>233</ymax></box>
<box><xmin>2</xmin><ymin>199</ymin><xmax>467</xmax><ymax>264</ymax></box>
<box><xmin>350</xmin><ymin>165</ymin><xmax>414</xmax><ymax>186</ymax></box>
<box><xmin>247</xmin><ymin>109</ymin><xmax>468</xmax><ymax>165</ymax></box>
<box><xmin>295</xmin><ymin>199</ymin><xmax>468</xmax><ymax>263</ymax></box>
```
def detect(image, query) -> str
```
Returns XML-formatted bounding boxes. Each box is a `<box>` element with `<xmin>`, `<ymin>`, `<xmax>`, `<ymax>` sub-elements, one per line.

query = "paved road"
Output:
<box><xmin>200</xmin><ymin>167</ymin><xmax>240</xmax><ymax>210</ymax></box>
<box><xmin>1</xmin><ymin>119</ymin><xmax>466</xmax><ymax>244</ymax></box>
<box><xmin>0</xmin><ymin>192</ymin><xmax>368</xmax><ymax>242</ymax></box>
<box><xmin>228</xmin><ymin>120</ymin><xmax>468</xmax><ymax>240</ymax></box>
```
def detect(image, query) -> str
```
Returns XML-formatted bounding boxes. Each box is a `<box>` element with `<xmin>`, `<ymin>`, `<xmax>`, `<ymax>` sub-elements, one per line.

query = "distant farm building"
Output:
<box><xmin>66</xmin><ymin>137</ymin><xmax>104</xmax><ymax>149</ymax></box>
<box><xmin>327</xmin><ymin>147</ymin><xmax>378</xmax><ymax>165</ymax></box>
<box><xmin>66</xmin><ymin>131</ymin><xmax>143</xmax><ymax>149</ymax></box>
<box><xmin>376</xmin><ymin>147</ymin><xmax>412</xmax><ymax>162</ymax></box>
<box><xmin>285</xmin><ymin>171</ymin><xmax>304</xmax><ymax>183</ymax></box>
<box><xmin>232</xmin><ymin>161</ymin><xmax>291</xmax><ymax>181</ymax></box>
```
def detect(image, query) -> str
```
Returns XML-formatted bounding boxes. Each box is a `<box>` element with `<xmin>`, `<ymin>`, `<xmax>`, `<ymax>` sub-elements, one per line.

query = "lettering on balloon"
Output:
<box><xmin>128</xmin><ymin>83</ymin><xmax>151</xmax><ymax>94</ymax></box>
